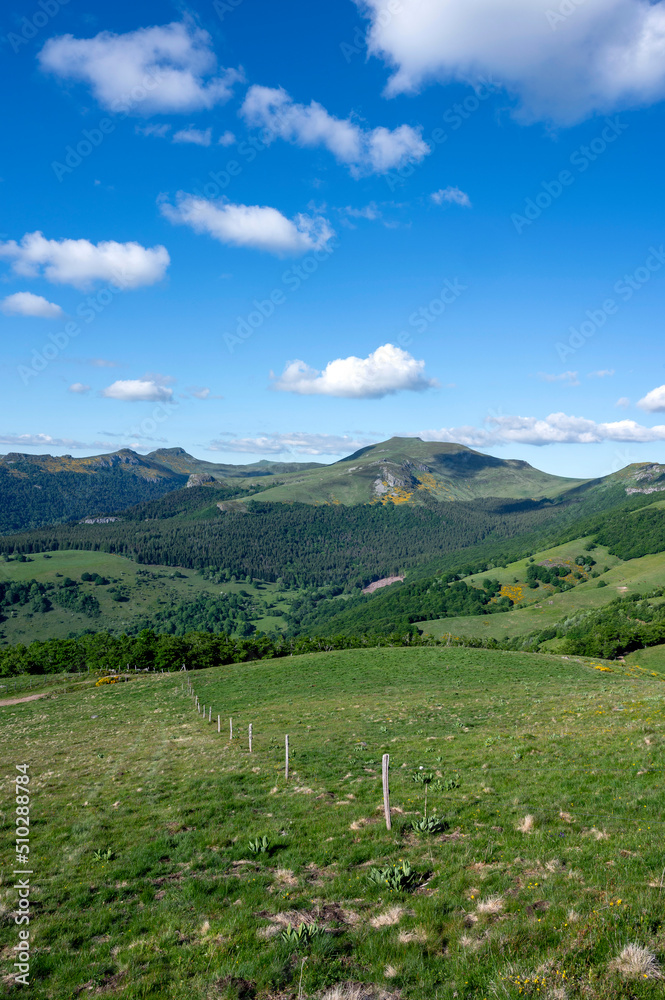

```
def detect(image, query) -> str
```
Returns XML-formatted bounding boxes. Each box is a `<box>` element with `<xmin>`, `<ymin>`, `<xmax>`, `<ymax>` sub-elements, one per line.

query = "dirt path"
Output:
<box><xmin>0</xmin><ymin>693</ymin><xmax>48</xmax><ymax>707</ymax></box>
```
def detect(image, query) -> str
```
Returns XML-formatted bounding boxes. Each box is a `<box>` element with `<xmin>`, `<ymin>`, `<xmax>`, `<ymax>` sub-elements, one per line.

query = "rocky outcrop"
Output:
<box><xmin>187</xmin><ymin>473</ymin><xmax>216</xmax><ymax>487</ymax></box>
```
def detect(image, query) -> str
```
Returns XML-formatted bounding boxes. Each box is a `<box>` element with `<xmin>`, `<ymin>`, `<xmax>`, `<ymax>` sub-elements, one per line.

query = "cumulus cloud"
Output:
<box><xmin>616</xmin><ymin>396</ymin><xmax>631</xmax><ymax>408</ymax></box>
<box><xmin>218</xmin><ymin>130</ymin><xmax>236</xmax><ymax>146</ymax></box>
<box><xmin>160</xmin><ymin>193</ymin><xmax>334</xmax><ymax>256</ymax></box>
<box><xmin>172</xmin><ymin>126</ymin><xmax>212</xmax><ymax>146</ymax></box>
<box><xmin>136</xmin><ymin>123</ymin><xmax>172</xmax><ymax>138</ymax></box>
<box><xmin>357</xmin><ymin>0</ymin><xmax>665</xmax><ymax>123</ymax></box>
<box><xmin>0</xmin><ymin>433</ymin><xmax>92</xmax><ymax>450</ymax></box>
<box><xmin>240</xmin><ymin>84</ymin><xmax>430</xmax><ymax>176</ymax></box>
<box><xmin>69</xmin><ymin>383</ymin><xmax>91</xmax><ymax>394</ymax></box>
<box><xmin>421</xmin><ymin>412</ymin><xmax>665</xmax><ymax>446</ymax></box>
<box><xmin>0</xmin><ymin>232</ymin><xmax>169</xmax><ymax>290</ymax></box>
<box><xmin>101</xmin><ymin>377</ymin><xmax>174</xmax><ymax>402</ymax></box>
<box><xmin>39</xmin><ymin>19</ymin><xmax>243</xmax><ymax>114</ymax></box>
<box><xmin>208</xmin><ymin>432</ymin><xmax>377</xmax><ymax>456</ymax></box>
<box><xmin>272</xmin><ymin>343</ymin><xmax>438</xmax><ymax>399</ymax></box>
<box><xmin>638</xmin><ymin>384</ymin><xmax>665</xmax><ymax>412</ymax></box>
<box><xmin>431</xmin><ymin>187</ymin><xmax>471</xmax><ymax>208</ymax></box>
<box><xmin>1</xmin><ymin>291</ymin><xmax>64</xmax><ymax>319</ymax></box>
<box><xmin>537</xmin><ymin>370</ymin><xmax>581</xmax><ymax>386</ymax></box>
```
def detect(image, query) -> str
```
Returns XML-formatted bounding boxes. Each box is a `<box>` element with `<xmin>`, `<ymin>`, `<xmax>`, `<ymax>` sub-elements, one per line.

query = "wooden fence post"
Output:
<box><xmin>217</xmin><ymin>714</ymin><xmax>221</xmax><ymax>734</ymax></box>
<box><xmin>208</xmin><ymin>707</ymin><xmax>211</xmax><ymax>723</ymax></box>
<box><xmin>249</xmin><ymin>724</ymin><xmax>253</xmax><ymax>753</ymax></box>
<box><xmin>230</xmin><ymin>717</ymin><xmax>233</xmax><ymax>740</ymax></box>
<box><xmin>382</xmin><ymin>754</ymin><xmax>392</xmax><ymax>831</ymax></box>
<box><xmin>285</xmin><ymin>735</ymin><xmax>289</xmax><ymax>781</ymax></box>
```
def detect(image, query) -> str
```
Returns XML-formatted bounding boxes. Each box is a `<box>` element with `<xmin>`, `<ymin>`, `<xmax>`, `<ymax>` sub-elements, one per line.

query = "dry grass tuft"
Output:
<box><xmin>383</xmin><ymin>965</ymin><xmax>398</xmax><ymax>979</ymax></box>
<box><xmin>398</xmin><ymin>927</ymin><xmax>427</xmax><ymax>944</ymax></box>
<box><xmin>476</xmin><ymin>895</ymin><xmax>503</xmax><ymax>915</ymax></box>
<box><xmin>274</xmin><ymin>868</ymin><xmax>298</xmax><ymax>887</ymax></box>
<box><xmin>370</xmin><ymin>906</ymin><xmax>406</xmax><ymax>928</ymax></box>
<box><xmin>610</xmin><ymin>943</ymin><xmax>663</xmax><ymax>979</ymax></box>
<box><xmin>584</xmin><ymin>827</ymin><xmax>609</xmax><ymax>841</ymax></box>
<box><xmin>517</xmin><ymin>814</ymin><xmax>535</xmax><ymax>833</ymax></box>
<box><xmin>320</xmin><ymin>984</ymin><xmax>399</xmax><ymax>1000</ymax></box>
<box><xmin>558</xmin><ymin>811</ymin><xmax>574</xmax><ymax>824</ymax></box>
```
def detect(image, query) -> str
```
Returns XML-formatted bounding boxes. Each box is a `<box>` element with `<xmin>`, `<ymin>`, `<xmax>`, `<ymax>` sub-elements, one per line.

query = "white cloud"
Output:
<box><xmin>1</xmin><ymin>291</ymin><xmax>64</xmax><ymax>319</ymax></box>
<box><xmin>616</xmin><ymin>396</ymin><xmax>631</xmax><ymax>408</ymax></box>
<box><xmin>69</xmin><ymin>383</ymin><xmax>91</xmax><ymax>394</ymax></box>
<box><xmin>39</xmin><ymin>19</ymin><xmax>243</xmax><ymax>114</ymax></box>
<box><xmin>209</xmin><ymin>432</ymin><xmax>377</xmax><ymax>456</ymax></box>
<box><xmin>421</xmin><ymin>412</ymin><xmax>665</xmax><ymax>446</ymax></box>
<box><xmin>173</xmin><ymin>126</ymin><xmax>212</xmax><ymax>146</ymax></box>
<box><xmin>431</xmin><ymin>187</ymin><xmax>471</xmax><ymax>208</ymax></box>
<box><xmin>136</xmin><ymin>123</ymin><xmax>172</xmax><ymax>138</ymax></box>
<box><xmin>240</xmin><ymin>84</ymin><xmax>430</xmax><ymax>176</ymax></box>
<box><xmin>101</xmin><ymin>378</ymin><xmax>174</xmax><ymax>402</ymax></box>
<box><xmin>537</xmin><ymin>370</ymin><xmax>580</xmax><ymax>386</ymax></box>
<box><xmin>160</xmin><ymin>193</ymin><xmax>334</xmax><ymax>256</ymax></box>
<box><xmin>344</xmin><ymin>202</ymin><xmax>382</xmax><ymax>221</ymax></box>
<box><xmin>358</xmin><ymin>0</ymin><xmax>665</xmax><ymax>124</ymax></box>
<box><xmin>588</xmin><ymin>369</ymin><xmax>615</xmax><ymax>378</ymax></box>
<box><xmin>0</xmin><ymin>232</ymin><xmax>169</xmax><ymax>290</ymax></box>
<box><xmin>218</xmin><ymin>130</ymin><xmax>236</xmax><ymax>146</ymax></box>
<box><xmin>0</xmin><ymin>433</ymin><xmax>92</xmax><ymax>450</ymax></box>
<box><xmin>638</xmin><ymin>384</ymin><xmax>665</xmax><ymax>412</ymax></box>
<box><xmin>272</xmin><ymin>343</ymin><xmax>438</xmax><ymax>399</ymax></box>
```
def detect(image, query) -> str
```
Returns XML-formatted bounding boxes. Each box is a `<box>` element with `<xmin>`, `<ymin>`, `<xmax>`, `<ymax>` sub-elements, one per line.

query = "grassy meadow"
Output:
<box><xmin>421</xmin><ymin>538</ymin><xmax>665</xmax><ymax>643</ymax></box>
<box><xmin>0</xmin><ymin>551</ymin><xmax>291</xmax><ymax>645</ymax></box>
<box><xmin>1</xmin><ymin>646</ymin><xmax>664</xmax><ymax>998</ymax></box>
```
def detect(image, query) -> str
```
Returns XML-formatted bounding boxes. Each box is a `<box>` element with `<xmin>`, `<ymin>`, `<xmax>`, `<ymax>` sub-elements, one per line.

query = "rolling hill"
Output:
<box><xmin>235</xmin><ymin>437</ymin><xmax>591</xmax><ymax>505</ymax></box>
<box><xmin>0</xmin><ymin>447</ymin><xmax>322</xmax><ymax>534</ymax></box>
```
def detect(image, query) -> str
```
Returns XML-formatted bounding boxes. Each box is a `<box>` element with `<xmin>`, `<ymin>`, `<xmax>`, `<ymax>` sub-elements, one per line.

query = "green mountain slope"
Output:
<box><xmin>239</xmin><ymin>437</ymin><xmax>590</xmax><ymax>505</ymax></box>
<box><xmin>146</xmin><ymin>447</ymin><xmax>324</xmax><ymax>478</ymax></box>
<box><xmin>0</xmin><ymin>448</ymin><xmax>322</xmax><ymax>534</ymax></box>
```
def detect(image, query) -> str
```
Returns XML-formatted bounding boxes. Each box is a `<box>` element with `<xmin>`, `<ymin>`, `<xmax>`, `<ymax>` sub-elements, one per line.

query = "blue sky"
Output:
<box><xmin>1</xmin><ymin>0</ymin><xmax>665</xmax><ymax>478</ymax></box>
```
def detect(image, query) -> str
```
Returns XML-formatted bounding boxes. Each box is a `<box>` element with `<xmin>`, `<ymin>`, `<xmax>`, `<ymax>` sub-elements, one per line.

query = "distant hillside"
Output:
<box><xmin>1</xmin><ymin>437</ymin><xmax>663</xmax><ymax>536</ymax></box>
<box><xmin>0</xmin><ymin>448</ymin><xmax>322</xmax><ymax>534</ymax></box>
<box><xmin>238</xmin><ymin>437</ymin><xmax>590</xmax><ymax>505</ymax></box>
<box><xmin>146</xmin><ymin>447</ymin><xmax>324</xmax><ymax>479</ymax></box>
<box><xmin>0</xmin><ymin>451</ymin><xmax>189</xmax><ymax>534</ymax></box>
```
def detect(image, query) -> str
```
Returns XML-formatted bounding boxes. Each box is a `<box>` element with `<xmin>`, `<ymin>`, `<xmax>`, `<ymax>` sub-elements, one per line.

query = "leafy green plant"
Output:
<box><xmin>248</xmin><ymin>835</ymin><xmax>271</xmax><ymax>855</ymax></box>
<box><xmin>92</xmin><ymin>848</ymin><xmax>114</xmax><ymax>862</ymax></box>
<box><xmin>367</xmin><ymin>860</ymin><xmax>419</xmax><ymax>892</ymax></box>
<box><xmin>410</xmin><ymin>814</ymin><xmax>448</xmax><ymax>834</ymax></box>
<box><xmin>441</xmin><ymin>772</ymin><xmax>461</xmax><ymax>790</ymax></box>
<box><xmin>280</xmin><ymin>922</ymin><xmax>324</xmax><ymax>946</ymax></box>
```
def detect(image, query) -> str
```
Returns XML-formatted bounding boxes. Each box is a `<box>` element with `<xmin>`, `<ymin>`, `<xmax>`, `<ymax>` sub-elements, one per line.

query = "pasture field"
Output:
<box><xmin>0</xmin><ymin>551</ymin><xmax>291</xmax><ymax>645</ymax></box>
<box><xmin>421</xmin><ymin>542</ymin><xmax>665</xmax><ymax>643</ymax></box>
<box><xmin>1</xmin><ymin>646</ymin><xmax>664</xmax><ymax>998</ymax></box>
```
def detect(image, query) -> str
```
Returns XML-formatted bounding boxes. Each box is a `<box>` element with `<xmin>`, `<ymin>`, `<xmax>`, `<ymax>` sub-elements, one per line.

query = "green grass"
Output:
<box><xmin>2</xmin><ymin>646</ymin><xmax>664</xmax><ymax>998</ymax></box>
<box><xmin>422</xmin><ymin>539</ymin><xmax>665</xmax><ymax>642</ymax></box>
<box><xmin>0</xmin><ymin>551</ymin><xmax>291</xmax><ymax>644</ymax></box>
